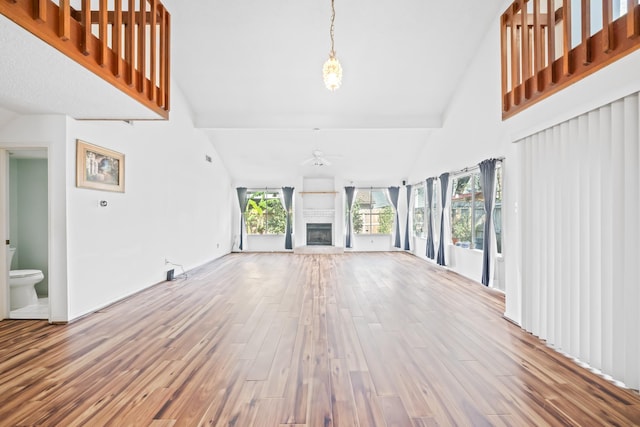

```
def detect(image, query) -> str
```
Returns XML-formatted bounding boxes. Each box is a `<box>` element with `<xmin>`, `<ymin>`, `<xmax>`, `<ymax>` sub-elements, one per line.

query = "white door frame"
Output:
<box><xmin>0</xmin><ymin>149</ymin><xmax>8</xmax><ymax>319</ymax></box>
<box><xmin>0</xmin><ymin>147</ymin><xmax>51</xmax><ymax>321</ymax></box>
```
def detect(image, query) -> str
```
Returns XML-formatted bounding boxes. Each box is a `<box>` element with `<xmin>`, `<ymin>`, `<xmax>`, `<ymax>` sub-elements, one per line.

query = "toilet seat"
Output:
<box><xmin>10</xmin><ymin>269</ymin><xmax>43</xmax><ymax>279</ymax></box>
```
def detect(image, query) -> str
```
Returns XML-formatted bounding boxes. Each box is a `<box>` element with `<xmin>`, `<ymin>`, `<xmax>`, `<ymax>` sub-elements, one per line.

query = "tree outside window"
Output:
<box><xmin>353</xmin><ymin>189</ymin><xmax>394</xmax><ymax>234</ymax></box>
<box><xmin>245</xmin><ymin>190</ymin><xmax>286</xmax><ymax>235</ymax></box>
<box><xmin>451</xmin><ymin>174</ymin><xmax>484</xmax><ymax>249</ymax></box>
<box><xmin>450</xmin><ymin>165</ymin><xmax>502</xmax><ymax>253</ymax></box>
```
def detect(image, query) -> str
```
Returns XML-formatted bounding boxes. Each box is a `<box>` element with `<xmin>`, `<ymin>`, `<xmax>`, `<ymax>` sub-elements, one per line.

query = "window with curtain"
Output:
<box><xmin>432</xmin><ymin>180</ymin><xmax>439</xmax><ymax>241</ymax></box>
<box><xmin>451</xmin><ymin>171</ymin><xmax>484</xmax><ymax>250</ymax></box>
<box><xmin>245</xmin><ymin>189</ymin><xmax>287</xmax><ymax>235</ymax></box>
<box><xmin>413</xmin><ymin>184</ymin><xmax>425</xmax><ymax>238</ymax></box>
<box><xmin>450</xmin><ymin>165</ymin><xmax>503</xmax><ymax>252</ymax></box>
<box><xmin>354</xmin><ymin>188</ymin><xmax>393</xmax><ymax>234</ymax></box>
<box><xmin>494</xmin><ymin>164</ymin><xmax>503</xmax><ymax>254</ymax></box>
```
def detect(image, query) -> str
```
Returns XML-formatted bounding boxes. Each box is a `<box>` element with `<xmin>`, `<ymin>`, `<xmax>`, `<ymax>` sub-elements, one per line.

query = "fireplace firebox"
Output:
<box><xmin>306</xmin><ymin>223</ymin><xmax>332</xmax><ymax>246</ymax></box>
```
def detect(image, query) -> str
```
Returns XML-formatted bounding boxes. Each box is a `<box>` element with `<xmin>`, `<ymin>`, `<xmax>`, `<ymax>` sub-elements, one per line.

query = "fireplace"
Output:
<box><xmin>307</xmin><ymin>223</ymin><xmax>332</xmax><ymax>246</ymax></box>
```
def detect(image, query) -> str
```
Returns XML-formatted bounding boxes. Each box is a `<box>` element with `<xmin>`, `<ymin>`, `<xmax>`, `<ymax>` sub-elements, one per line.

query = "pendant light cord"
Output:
<box><xmin>329</xmin><ymin>0</ymin><xmax>336</xmax><ymax>57</ymax></box>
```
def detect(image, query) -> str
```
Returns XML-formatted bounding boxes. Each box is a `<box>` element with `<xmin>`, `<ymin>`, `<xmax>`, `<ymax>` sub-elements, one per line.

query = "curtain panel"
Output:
<box><xmin>479</xmin><ymin>160</ymin><xmax>497</xmax><ymax>286</ymax></box>
<box><xmin>345</xmin><ymin>186</ymin><xmax>356</xmax><ymax>248</ymax></box>
<box><xmin>388</xmin><ymin>187</ymin><xmax>401</xmax><ymax>248</ymax></box>
<box><xmin>436</xmin><ymin>174</ymin><xmax>449</xmax><ymax>265</ymax></box>
<box><xmin>425</xmin><ymin>178</ymin><xmax>435</xmax><ymax>259</ymax></box>
<box><xmin>282</xmin><ymin>187</ymin><xmax>294</xmax><ymax>250</ymax></box>
<box><xmin>404</xmin><ymin>185</ymin><xmax>413</xmax><ymax>250</ymax></box>
<box><xmin>236</xmin><ymin>187</ymin><xmax>248</xmax><ymax>250</ymax></box>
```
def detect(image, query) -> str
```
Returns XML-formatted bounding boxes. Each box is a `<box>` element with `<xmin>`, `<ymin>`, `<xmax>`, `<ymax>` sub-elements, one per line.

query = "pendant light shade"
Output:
<box><xmin>323</xmin><ymin>0</ymin><xmax>342</xmax><ymax>91</ymax></box>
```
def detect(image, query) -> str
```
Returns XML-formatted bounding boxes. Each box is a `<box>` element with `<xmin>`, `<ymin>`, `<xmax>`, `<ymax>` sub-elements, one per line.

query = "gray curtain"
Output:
<box><xmin>436</xmin><ymin>173</ymin><xmax>449</xmax><ymax>265</ymax></box>
<box><xmin>426</xmin><ymin>178</ymin><xmax>435</xmax><ymax>259</ymax></box>
<box><xmin>404</xmin><ymin>185</ymin><xmax>412</xmax><ymax>250</ymax></box>
<box><xmin>282</xmin><ymin>187</ymin><xmax>294</xmax><ymax>250</ymax></box>
<box><xmin>388</xmin><ymin>186</ymin><xmax>401</xmax><ymax>248</ymax></box>
<box><xmin>236</xmin><ymin>187</ymin><xmax>248</xmax><ymax>251</ymax></box>
<box><xmin>345</xmin><ymin>186</ymin><xmax>356</xmax><ymax>248</ymax></box>
<box><xmin>479</xmin><ymin>160</ymin><xmax>497</xmax><ymax>286</ymax></box>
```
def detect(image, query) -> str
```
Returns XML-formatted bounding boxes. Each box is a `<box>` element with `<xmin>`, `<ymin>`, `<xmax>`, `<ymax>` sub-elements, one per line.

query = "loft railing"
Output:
<box><xmin>0</xmin><ymin>0</ymin><xmax>170</xmax><ymax>119</ymax></box>
<box><xmin>501</xmin><ymin>0</ymin><xmax>640</xmax><ymax>119</ymax></box>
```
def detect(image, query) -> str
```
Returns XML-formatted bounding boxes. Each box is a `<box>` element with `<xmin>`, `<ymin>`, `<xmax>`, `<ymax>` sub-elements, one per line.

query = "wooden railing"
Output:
<box><xmin>0</xmin><ymin>0</ymin><xmax>170</xmax><ymax>119</ymax></box>
<box><xmin>501</xmin><ymin>0</ymin><xmax>640</xmax><ymax>119</ymax></box>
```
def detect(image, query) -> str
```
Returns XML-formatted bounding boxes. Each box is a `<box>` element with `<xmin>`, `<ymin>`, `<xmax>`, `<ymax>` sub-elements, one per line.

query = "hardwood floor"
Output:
<box><xmin>1</xmin><ymin>252</ymin><xmax>639</xmax><ymax>426</ymax></box>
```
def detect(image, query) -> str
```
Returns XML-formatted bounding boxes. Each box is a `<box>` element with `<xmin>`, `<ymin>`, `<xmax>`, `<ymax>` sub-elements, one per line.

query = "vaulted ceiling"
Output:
<box><xmin>0</xmin><ymin>0</ymin><xmax>508</xmax><ymax>184</ymax></box>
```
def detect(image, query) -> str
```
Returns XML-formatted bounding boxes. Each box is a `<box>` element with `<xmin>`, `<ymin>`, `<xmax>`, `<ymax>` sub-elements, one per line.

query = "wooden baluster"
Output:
<box><xmin>34</xmin><ymin>0</ymin><xmax>46</xmax><ymax>22</ymax></box>
<box><xmin>99</xmin><ymin>0</ymin><xmax>107</xmax><ymax>66</ymax></box>
<box><xmin>547</xmin><ymin>0</ymin><xmax>557</xmax><ymax>83</ymax></box>
<box><xmin>126</xmin><ymin>0</ymin><xmax>135</xmax><ymax>86</ymax></box>
<box><xmin>501</xmin><ymin>13</ymin><xmax>510</xmax><ymax>112</ymax></box>
<box><xmin>138</xmin><ymin>0</ymin><xmax>147</xmax><ymax>94</ymax></box>
<box><xmin>511</xmin><ymin>4</ymin><xmax>520</xmax><ymax>105</ymax></box>
<box><xmin>81</xmin><ymin>0</ymin><xmax>90</xmax><ymax>56</ymax></box>
<box><xmin>533</xmin><ymin>0</ymin><xmax>543</xmax><ymax>91</ymax></box>
<box><xmin>562</xmin><ymin>0</ymin><xmax>572</xmax><ymax>75</ymax></box>
<box><xmin>603</xmin><ymin>0</ymin><xmax>613</xmax><ymax>52</ymax></box>
<box><xmin>628</xmin><ymin>0</ymin><xmax>638</xmax><ymax>38</ymax></box>
<box><xmin>159</xmin><ymin>5</ymin><xmax>166</xmax><ymax>108</ymax></box>
<box><xmin>114</xmin><ymin>0</ymin><xmax>122</xmax><ymax>78</ymax></box>
<box><xmin>163</xmin><ymin>12</ymin><xmax>171</xmax><ymax>111</ymax></box>
<box><xmin>59</xmin><ymin>0</ymin><xmax>70</xmax><ymax>41</ymax></box>
<box><xmin>150</xmin><ymin>0</ymin><xmax>157</xmax><ymax>102</ymax></box>
<box><xmin>521</xmin><ymin>0</ymin><xmax>532</xmax><ymax>98</ymax></box>
<box><xmin>582</xmin><ymin>0</ymin><xmax>591</xmax><ymax>64</ymax></box>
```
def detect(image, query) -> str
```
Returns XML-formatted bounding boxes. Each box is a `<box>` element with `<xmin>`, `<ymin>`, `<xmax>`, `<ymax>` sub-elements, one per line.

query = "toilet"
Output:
<box><xmin>6</xmin><ymin>247</ymin><xmax>43</xmax><ymax>310</ymax></box>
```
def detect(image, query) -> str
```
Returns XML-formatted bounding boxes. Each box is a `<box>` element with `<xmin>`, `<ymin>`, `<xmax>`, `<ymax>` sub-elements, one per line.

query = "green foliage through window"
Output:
<box><xmin>353</xmin><ymin>189</ymin><xmax>394</xmax><ymax>234</ymax></box>
<box><xmin>450</xmin><ymin>165</ymin><xmax>502</xmax><ymax>253</ymax></box>
<box><xmin>245</xmin><ymin>190</ymin><xmax>287</xmax><ymax>235</ymax></box>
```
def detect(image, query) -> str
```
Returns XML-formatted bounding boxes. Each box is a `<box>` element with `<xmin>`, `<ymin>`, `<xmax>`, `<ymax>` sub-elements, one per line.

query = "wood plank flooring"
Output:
<box><xmin>1</xmin><ymin>252</ymin><xmax>639</xmax><ymax>426</ymax></box>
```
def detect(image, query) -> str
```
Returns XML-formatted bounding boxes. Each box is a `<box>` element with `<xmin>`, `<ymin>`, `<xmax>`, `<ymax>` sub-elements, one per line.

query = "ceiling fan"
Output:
<box><xmin>301</xmin><ymin>150</ymin><xmax>334</xmax><ymax>167</ymax></box>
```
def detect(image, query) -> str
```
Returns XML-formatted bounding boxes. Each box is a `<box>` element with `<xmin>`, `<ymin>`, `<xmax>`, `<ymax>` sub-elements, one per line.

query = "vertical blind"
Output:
<box><xmin>517</xmin><ymin>92</ymin><xmax>639</xmax><ymax>390</ymax></box>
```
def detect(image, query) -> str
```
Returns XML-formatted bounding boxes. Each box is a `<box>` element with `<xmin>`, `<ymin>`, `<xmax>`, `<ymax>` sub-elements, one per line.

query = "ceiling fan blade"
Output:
<box><xmin>300</xmin><ymin>157</ymin><xmax>314</xmax><ymax>165</ymax></box>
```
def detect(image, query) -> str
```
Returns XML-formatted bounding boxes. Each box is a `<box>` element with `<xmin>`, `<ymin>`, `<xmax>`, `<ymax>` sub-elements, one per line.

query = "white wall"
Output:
<box><xmin>65</xmin><ymin>88</ymin><xmax>233</xmax><ymax>320</ymax></box>
<box><xmin>0</xmin><ymin>86</ymin><xmax>234</xmax><ymax>321</ymax></box>
<box><xmin>351</xmin><ymin>234</ymin><xmax>393</xmax><ymax>252</ymax></box>
<box><xmin>245</xmin><ymin>234</ymin><xmax>287</xmax><ymax>252</ymax></box>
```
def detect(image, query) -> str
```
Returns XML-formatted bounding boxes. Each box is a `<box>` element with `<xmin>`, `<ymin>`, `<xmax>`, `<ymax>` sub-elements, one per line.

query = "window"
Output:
<box><xmin>494</xmin><ymin>165</ymin><xmax>503</xmax><ymax>254</ymax></box>
<box><xmin>451</xmin><ymin>173</ymin><xmax>484</xmax><ymax>250</ymax></box>
<box><xmin>413</xmin><ymin>185</ymin><xmax>425</xmax><ymax>237</ymax></box>
<box><xmin>431</xmin><ymin>180</ymin><xmax>439</xmax><ymax>241</ymax></box>
<box><xmin>245</xmin><ymin>190</ymin><xmax>287</xmax><ymax>235</ymax></box>
<box><xmin>450</xmin><ymin>164</ymin><xmax>503</xmax><ymax>253</ymax></box>
<box><xmin>353</xmin><ymin>188</ymin><xmax>393</xmax><ymax>234</ymax></box>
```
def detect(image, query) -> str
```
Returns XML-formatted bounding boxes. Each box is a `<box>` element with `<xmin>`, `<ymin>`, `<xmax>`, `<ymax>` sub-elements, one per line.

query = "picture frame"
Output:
<box><xmin>76</xmin><ymin>140</ymin><xmax>125</xmax><ymax>193</ymax></box>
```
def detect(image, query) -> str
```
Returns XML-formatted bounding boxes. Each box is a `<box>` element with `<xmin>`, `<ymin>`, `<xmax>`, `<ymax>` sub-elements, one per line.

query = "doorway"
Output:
<box><xmin>3</xmin><ymin>148</ymin><xmax>50</xmax><ymax>320</ymax></box>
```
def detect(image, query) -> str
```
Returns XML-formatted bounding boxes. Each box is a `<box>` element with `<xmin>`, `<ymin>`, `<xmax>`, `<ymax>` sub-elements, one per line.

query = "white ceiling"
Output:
<box><xmin>0</xmin><ymin>0</ymin><xmax>507</xmax><ymax>184</ymax></box>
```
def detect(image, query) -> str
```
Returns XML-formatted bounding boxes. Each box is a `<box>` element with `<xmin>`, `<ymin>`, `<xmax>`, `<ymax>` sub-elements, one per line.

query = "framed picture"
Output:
<box><xmin>76</xmin><ymin>140</ymin><xmax>125</xmax><ymax>192</ymax></box>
